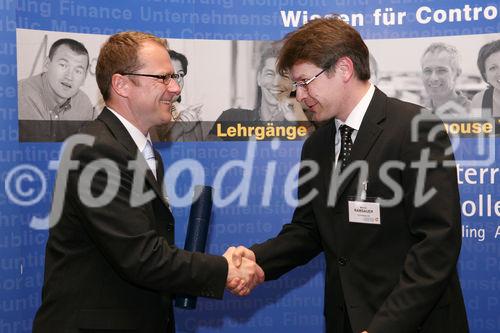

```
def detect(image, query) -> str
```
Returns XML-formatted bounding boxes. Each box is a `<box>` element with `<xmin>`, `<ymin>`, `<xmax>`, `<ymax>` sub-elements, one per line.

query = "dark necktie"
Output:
<box><xmin>339</xmin><ymin>124</ymin><xmax>354</xmax><ymax>171</ymax></box>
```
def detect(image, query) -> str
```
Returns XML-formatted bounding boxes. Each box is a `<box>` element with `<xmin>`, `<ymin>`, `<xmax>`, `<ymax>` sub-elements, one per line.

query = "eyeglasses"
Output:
<box><xmin>121</xmin><ymin>72</ymin><xmax>185</xmax><ymax>88</ymax></box>
<box><xmin>291</xmin><ymin>68</ymin><xmax>326</xmax><ymax>92</ymax></box>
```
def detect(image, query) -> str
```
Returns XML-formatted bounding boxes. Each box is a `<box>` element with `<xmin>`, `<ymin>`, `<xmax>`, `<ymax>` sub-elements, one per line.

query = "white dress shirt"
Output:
<box><xmin>334</xmin><ymin>84</ymin><xmax>375</xmax><ymax>165</ymax></box>
<box><xmin>107</xmin><ymin>107</ymin><xmax>156</xmax><ymax>177</ymax></box>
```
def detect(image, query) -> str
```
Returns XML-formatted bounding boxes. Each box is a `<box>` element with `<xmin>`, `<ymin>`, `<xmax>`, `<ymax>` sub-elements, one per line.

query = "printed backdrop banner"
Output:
<box><xmin>0</xmin><ymin>1</ymin><xmax>499</xmax><ymax>332</ymax></box>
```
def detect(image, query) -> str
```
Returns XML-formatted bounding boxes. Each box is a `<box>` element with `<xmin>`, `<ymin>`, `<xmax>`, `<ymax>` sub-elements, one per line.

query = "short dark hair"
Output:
<box><xmin>96</xmin><ymin>31</ymin><xmax>167</xmax><ymax>101</ymax></box>
<box><xmin>168</xmin><ymin>50</ymin><xmax>188</xmax><ymax>75</ymax></box>
<box><xmin>277</xmin><ymin>16</ymin><xmax>370</xmax><ymax>80</ymax></box>
<box><xmin>49</xmin><ymin>38</ymin><xmax>89</xmax><ymax>68</ymax></box>
<box><xmin>477</xmin><ymin>39</ymin><xmax>500</xmax><ymax>83</ymax></box>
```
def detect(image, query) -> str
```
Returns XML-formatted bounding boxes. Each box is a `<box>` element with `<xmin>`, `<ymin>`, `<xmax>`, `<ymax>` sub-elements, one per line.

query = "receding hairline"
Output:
<box><xmin>133</xmin><ymin>39</ymin><xmax>171</xmax><ymax>71</ymax></box>
<box><xmin>420</xmin><ymin>48</ymin><xmax>460</xmax><ymax>72</ymax></box>
<box><xmin>421</xmin><ymin>43</ymin><xmax>460</xmax><ymax>70</ymax></box>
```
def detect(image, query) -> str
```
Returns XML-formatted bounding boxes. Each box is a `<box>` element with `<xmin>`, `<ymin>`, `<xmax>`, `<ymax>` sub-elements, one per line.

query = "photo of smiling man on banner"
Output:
<box><xmin>18</xmin><ymin>37</ymin><xmax>95</xmax><ymax>141</ymax></box>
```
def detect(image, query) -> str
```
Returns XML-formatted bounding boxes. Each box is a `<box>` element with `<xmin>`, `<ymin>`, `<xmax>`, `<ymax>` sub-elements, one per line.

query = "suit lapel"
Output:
<box><xmin>153</xmin><ymin>149</ymin><xmax>171</xmax><ymax>209</ymax></box>
<box><xmin>97</xmin><ymin>108</ymin><xmax>170</xmax><ymax>210</ymax></box>
<box><xmin>156</xmin><ymin>150</ymin><xmax>165</xmax><ymax>185</ymax></box>
<box><xmin>330</xmin><ymin>88</ymin><xmax>387</xmax><ymax>204</ymax></box>
<box><xmin>98</xmin><ymin>108</ymin><xmax>138</xmax><ymax>156</ymax></box>
<box><xmin>318</xmin><ymin>120</ymin><xmax>337</xmax><ymax>193</ymax></box>
<box><xmin>144</xmin><ymin>152</ymin><xmax>170</xmax><ymax>209</ymax></box>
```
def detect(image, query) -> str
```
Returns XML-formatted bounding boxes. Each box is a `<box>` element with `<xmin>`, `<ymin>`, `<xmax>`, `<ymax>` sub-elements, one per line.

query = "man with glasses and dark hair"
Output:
<box><xmin>18</xmin><ymin>38</ymin><xmax>95</xmax><ymax>141</ymax></box>
<box><xmin>153</xmin><ymin>49</ymin><xmax>206</xmax><ymax>141</ymax></box>
<box><xmin>33</xmin><ymin>31</ymin><xmax>264</xmax><ymax>333</ymax></box>
<box><xmin>229</xmin><ymin>17</ymin><xmax>468</xmax><ymax>333</ymax></box>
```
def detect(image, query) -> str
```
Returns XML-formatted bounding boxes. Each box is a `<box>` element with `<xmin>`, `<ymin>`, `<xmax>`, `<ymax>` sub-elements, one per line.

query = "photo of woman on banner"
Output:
<box><xmin>209</xmin><ymin>43</ymin><xmax>313</xmax><ymax>140</ymax></box>
<box><xmin>471</xmin><ymin>39</ymin><xmax>500</xmax><ymax>117</ymax></box>
<box><xmin>153</xmin><ymin>49</ymin><xmax>205</xmax><ymax>141</ymax></box>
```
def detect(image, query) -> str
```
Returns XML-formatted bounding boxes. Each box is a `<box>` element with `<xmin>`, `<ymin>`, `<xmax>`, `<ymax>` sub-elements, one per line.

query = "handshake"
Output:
<box><xmin>223</xmin><ymin>246</ymin><xmax>265</xmax><ymax>297</ymax></box>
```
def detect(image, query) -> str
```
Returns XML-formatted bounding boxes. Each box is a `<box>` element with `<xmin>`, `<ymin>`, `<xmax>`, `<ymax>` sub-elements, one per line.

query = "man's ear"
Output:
<box><xmin>43</xmin><ymin>57</ymin><xmax>51</xmax><ymax>72</ymax></box>
<box><xmin>111</xmin><ymin>73</ymin><xmax>130</xmax><ymax>98</ymax></box>
<box><xmin>256</xmin><ymin>70</ymin><xmax>263</xmax><ymax>88</ymax></box>
<box><xmin>336</xmin><ymin>56</ymin><xmax>354</xmax><ymax>81</ymax></box>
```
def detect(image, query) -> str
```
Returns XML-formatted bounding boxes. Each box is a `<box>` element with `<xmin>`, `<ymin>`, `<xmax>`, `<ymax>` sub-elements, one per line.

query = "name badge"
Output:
<box><xmin>348</xmin><ymin>201</ymin><xmax>381</xmax><ymax>225</ymax></box>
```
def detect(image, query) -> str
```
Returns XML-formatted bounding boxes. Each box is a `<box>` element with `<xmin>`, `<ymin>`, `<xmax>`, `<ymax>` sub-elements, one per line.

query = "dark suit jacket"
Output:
<box><xmin>252</xmin><ymin>88</ymin><xmax>468</xmax><ymax>333</ymax></box>
<box><xmin>33</xmin><ymin>108</ymin><xmax>228</xmax><ymax>333</ymax></box>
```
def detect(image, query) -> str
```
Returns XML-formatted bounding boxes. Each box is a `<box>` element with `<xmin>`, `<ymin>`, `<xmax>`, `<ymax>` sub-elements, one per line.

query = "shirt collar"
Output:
<box><xmin>335</xmin><ymin>83</ymin><xmax>375</xmax><ymax>132</ymax></box>
<box><xmin>41</xmin><ymin>72</ymin><xmax>72</xmax><ymax>115</ymax></box>
<box><xmin>107</xmin><ymin>107</ymin><xmax>151</xmax><ymax>152</ymax></box>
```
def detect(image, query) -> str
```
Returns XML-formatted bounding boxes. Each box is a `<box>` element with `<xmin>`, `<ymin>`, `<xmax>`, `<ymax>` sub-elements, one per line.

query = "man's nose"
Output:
<box><xmin>64</xmin><ymin>68</ymin><xmax>72</xmax><ymax>80</ymax></box>
<box><xmin>295</xmin><ymin>86</ymin><xmax>308</xmax><ymax>102</ymax></box>
<box><xmin>168</xmin><ymin>79</ymin><xmax>181</xmax><ymax>96</ymax></box>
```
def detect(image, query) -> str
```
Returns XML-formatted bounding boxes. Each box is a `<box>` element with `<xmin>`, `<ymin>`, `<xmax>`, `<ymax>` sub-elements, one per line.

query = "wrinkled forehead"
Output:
<box><xmin>137</xmin><ymin>41</ymin><xmax>172</xmax><ymax>72</ymax></box>
<box><xmin>257</xmin><ymin>56</ymin><xmax>279</xmax><ymax>76</ymax></box>
<box><xmin>51</xmin><ymin>44</ymin><xmax>89</xmax><ymax>68</ymax></box>
<box><xmin>421</xmin><ymin>50</ymin><xmax>456</xmax><ymax>69</ymax></box>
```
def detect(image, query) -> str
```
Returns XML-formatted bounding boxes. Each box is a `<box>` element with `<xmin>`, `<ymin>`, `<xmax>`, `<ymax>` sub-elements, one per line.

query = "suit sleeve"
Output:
<box><xmin>69</xmin><ymin>142</ymin><xmax>228</xmax><ymax>299</ymax></box>
<box><xmin>368</xmin><ymin>118</ymin><xmax>462</xmax><ymax>332</ymax></box>
<box><xmin>251</xmin><ymin>139</ymin><xmax>323</xmax><ymax>280</ymax></box>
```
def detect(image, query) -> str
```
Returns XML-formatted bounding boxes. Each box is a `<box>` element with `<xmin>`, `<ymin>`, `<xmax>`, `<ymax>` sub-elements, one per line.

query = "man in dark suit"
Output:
<box><xmin>229</xmin><ymin>18</ymin><xmax>468</xmax><ymax>332</ymax></box>
<box><xmin>33</xmin><ymin>31</ymin><xmax>264</xmax><ymax>333</ymax></box>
